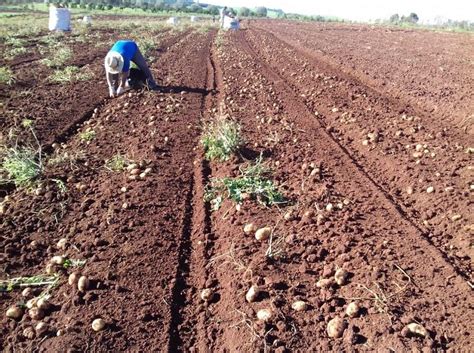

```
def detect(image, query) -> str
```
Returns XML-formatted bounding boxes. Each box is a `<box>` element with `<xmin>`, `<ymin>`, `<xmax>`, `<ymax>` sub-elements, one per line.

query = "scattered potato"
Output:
<box><xmin>200</xmin><ymin>288</ymin><xmax>214</xmax><ymax>302</ymax></box>
<box><xmin>51</xmin><ymin>255</ymin><xmax>65</xmax><ymax>265</ymax></box>
<box><xmin>255</xmin><ymin>226</ymin><xmax>272</xmax><ymax>241</ymax></box>
<box><xmin>23</xmin><ymin>327</ymin><xmax>35</xmax><ymax>339</ymax></box>
<box><xmin>122</xmin><ymin>202</ymin><xmax>129</xmax><ymax>210</ymax></box>
<box><xmin>45</xmin><ymin>263</ymin><xmax>56</xmax><ymax>275</ymax></box>
<box><xmin>26</xmin><ymin>298</ymin><xmax>37</xmax><ymax>309</ymax></box>
<box><xmin>244</xmin><ymin>223</ymin><xmax>256</xmax><ymax>237</ymax></box>
<box><xmin>36</xmin><ymin>297</ymin><xmax>51</xmax><ymax>311</ymax></box>
<box><xmin>291</xmin><ymin>301</ymin><xmax>308</xmax><ymax>312</ymax></box>
<box><xmin>35</xmin><ymin>322</ymin><xmax>48</xmax><ymax>336</ymax></box>
<box><xmin>256</xmin><ymin>308</ymin><xmax>273</xmax><ymax>322</ymax></box>
<box><xmin>404</xmin><ymin>323</ymin><xmax>428</xmax><ymax>337</ymax></box>
<box><xmin>22</xmin><ymin>287</ymin><xmax>33</xmax><ymax>298</ymax></box>
<box><xmin>6</xmin><ymin>306</ymin><xmax>23</xmax><ymax>320</ymax></box>
<box><xmin>334</xmin><ymin>268</ymin><xmax>349</xmax><ymax>286</ymax></box>
<box><xmin>28</xmin><ymin>307</ymin><xmax>44</xmax><ymax>320</ymax></box>
<box><xmin>92</xmin><ymin>318</ymin><xmax>106</xmax><ymax>332</ymax></box>
<box><xmin>56</xmin><ymin>238</ymin><xmax>67</xmax><ymax>249</ymax></box>
<box><xmin>327</xmin><ymin>317</ymin><xmax>346</xmax><ymax>338</ymax></box>
<box><xmin>245</xmin><ymin>285</ymin><xmax>260</xmax><ymax>303</ymax></box>
<box><xmin>77</xmin><ymin>276</ymin><xmax>90</xmax><ymax>292</ymax></box>
<box><xmin>120</xmin><ymin>186</ymin><xmax>127</xmax><ymax>193</ymax></box>
<box><xmin>68</xmin><ymin>272</ymin><xmax>79</xmax><ymax>286</ymax></box>
<box><xmin>326</xmin><ymin>203</ymin><xmax>334</xmax><ymax>212</ymax></box>
<box><xmin>451</xmin><ymin>214</ymin><xmax>462</xmax><ymax>221</ymax></box>
<box><xmin>345</xmin><ymin>302</ymin><xmax>360</xmax><ymax>318</ymax></box>
<box><xmin>426</xmin><ymin>186</ymin><xmax>435</xmax><ymax>194</ymax></box>
<box><xmin>316</xmin><ymin>278</ymin><xmax>335</xmax><ymax>288</ymax></box>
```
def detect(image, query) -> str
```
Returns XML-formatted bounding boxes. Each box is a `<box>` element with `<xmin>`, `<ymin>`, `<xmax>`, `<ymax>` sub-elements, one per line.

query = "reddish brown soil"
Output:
<box><xmin>1</xmin><ymin>19</ymin><xmax>473</xmax><ymax>352</ymax></box>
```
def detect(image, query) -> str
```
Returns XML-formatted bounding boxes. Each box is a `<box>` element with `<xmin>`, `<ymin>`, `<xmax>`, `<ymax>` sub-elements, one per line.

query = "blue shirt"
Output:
<box><xmin>109</xmin><ymin>40</ymin><xmax>138</xmax><ymax>72</ymax></box>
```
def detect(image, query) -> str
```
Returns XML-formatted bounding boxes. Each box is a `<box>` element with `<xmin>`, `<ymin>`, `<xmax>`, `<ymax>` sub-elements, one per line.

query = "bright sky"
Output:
<box><xmin>202</xmin><ymin>0</ymin><xmax>474</xmax><ymax>22</ymax></box>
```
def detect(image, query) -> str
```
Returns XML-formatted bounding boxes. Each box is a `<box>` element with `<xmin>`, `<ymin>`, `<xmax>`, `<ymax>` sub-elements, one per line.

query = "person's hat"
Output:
<box><xmin>104</xmin><ymin>52</ymin><xmax>124</xmax><ymax>74</ymax></box>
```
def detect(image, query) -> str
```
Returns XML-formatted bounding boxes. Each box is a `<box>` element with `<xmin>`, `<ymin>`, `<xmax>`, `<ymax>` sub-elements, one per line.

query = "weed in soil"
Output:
<box><xmin>105</xmin><ymin>154</ymin><xmax>133</xmax><ymax>172</ymax></box>
<box><xmin>0</xmin><ymin>274</ymin><xmax>59</xmax><ymax>292</ymax></box>
<box><xmin>201</xmin><ymin>116</ymin><xmax>243</xmax><ymax>162</ymax></box>
<box><xmin>205</xmin><ymin>156</ymin><xmax>284</xmax><ymax>210</ymax></box>
<box><xmin>79</xmin><ymin>129</ymin><xmax>96</xmax><ymax>142</ymax></box>
<box><xmin>41</xmin><ymin>45</ymin><xmax>72</xmax><ymax>69</ymax></box>
<box><xmin>0</xmin><ymin>146</ymin><xmax>42</xmax><ymax>187</ymax></box>
<box><xmin>0</xmin><ymin>67</ymin><xmax>15</xmax><ymax>85</ymax></box>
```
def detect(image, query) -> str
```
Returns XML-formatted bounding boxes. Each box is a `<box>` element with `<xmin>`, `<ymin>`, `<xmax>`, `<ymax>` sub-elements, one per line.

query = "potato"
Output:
<box><xmin>36</xmin><ymin>297</ymin><xmax>51</xmax><ymax>311</ymax></box>
<box><xmin>56</xmin><ymin>238</ymin><xmax>67</xmax><ymax>250</ymax></box>
<box><xmin>92</xmin><ymin>318</ymin><xmax>106</xmax><ymax>332</ymax></box>
<box><xmin>316</xmin><ymin>278</ymin><xmax>334</xmax><ymax>288</ymax></box>
<box><xmin>23</xmin><ymin>327</ymin><xmax>35</xmax><ymax>339</ymax></box>
<box><xmin>327</xmin><ymin>317</ymin><xmax>346</xmax><ymax>338</ymax></box>
<box><xmin>255</xmin><ymin>226</ymin><xmax>272</xmax><ymax>241</ymax></box>
<box><xmin>334</xmin><ymin>268</ymin><xmax>349</xmax><ymax>286</ymax></box>
<box><xmin>68</xmin><ymin>272</ymin><xmax>79</xmax><ymax>286</ymax></box>
<box><xmin>51</xmin><ymin>255</ymin><xmax>65</xmax><ymax>265</ymax></box>
<box><xmin>78</xmin><ymin>276</ymin><xmax>90</xmax><ymax>292</ymax></box>
<box><xmin>404</xmin><ymin>323</ymin><xmax>428</xmax><ymax>337</ymax></box>
<box><xmin>200</xmin><ymin>288</ymin><xmax>214</xmax><ymax>302</ymax></box>
<box><xmin>244</xmin><ymin>223</ymin><xmax>257</xmax><ymax>235</ymax></box>
<box><xmin>6</xmin><ymin>306</ymin><xmax>23</xmax><ymax>320</ymax></box>
<box><xmin>426</xmin><ymin>186</ymin><xmax>434</xmax><ymax>193</ymax></box>
<box><xmin>256</xmin><ymin>308</ymin><xmax>273</xmax><ymax>322</ymax></box>
<box><xmin>28</xmin><ymin>307</ymin><xmax>44</xmax><ymax>320</ymax></box>
<box><xmin>291</xmin><ymin>301</ymin><xmax>307</xmax><ymax>312</ymax></box>
<box><xmin>35</xmin><ymin>322</ymin><xmax>48</xmax><ymax>336</ymax></box>
<box><xmin>245</xmin><ymin>285</ymin><xmax>260</xmax><ymax>303</ymax></box>
<box><xmin>345</xmin><ymin>302</ymin><xmax>360</xmax><ymax>318</ymax></box>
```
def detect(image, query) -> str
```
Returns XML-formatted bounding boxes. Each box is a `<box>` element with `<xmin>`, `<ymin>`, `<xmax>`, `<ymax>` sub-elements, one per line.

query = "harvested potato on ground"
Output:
<box><xmin>243</xmin><ymin>223</ymin><xmax>257</xmax><ymax>235</ymax></box>
<box><xmin>255</xmin><ymin>226</ymin><xmax>272</xmax><ymax>241</ymax></box>
<box><xmin>78</xmin><ymin>276</ymin><xmax>90</xmax><ymax>291</ymax></box>
<box><xmin>245</xmin><ymin>285</ymin><xmax>260</xmax><ymax>303</ymax></box>
<box><xmin>334</xmin><ymin>268</ymin><xmax>349</xmax><ymax>286</ymax></box>
<box><xmin>403</xmin><ymin>323</ymin><xmax>428</xmax><ymax>337</ymax></box>
<box><xmin>6</xmin><ymin>306</ymin><xmax>23</xmax><ymax>320</ymax></box>
<box><xmin>256</xmin><ymin>308</ymin><xmax>273</xmax><ymax>322</ymax></box>
<box><xmin>327</xmin><ymin>317</ymin><xmax>346</xmax><ymax>338</ymax></box>
<box><xmin>345</xmin><ymin>302</ymin><xmax>360</xmax><ymax>318</ymax></box>
<box><xmin>92</xmin><ymin>318</ymin><xmax>106</xmax><ymax>332</ymax></box>
<box><xmin>291</xmin><ymin>301</ymin><xmax>308</xmax><ymax>312</ymax></box>
<box><xmin>200</xmin><ymin>288</ymin><xmax>214</xmax><ymax>302</ymax></box>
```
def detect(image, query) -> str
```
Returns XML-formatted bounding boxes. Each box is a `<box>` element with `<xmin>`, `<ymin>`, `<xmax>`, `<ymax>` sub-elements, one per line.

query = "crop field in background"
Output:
<box><xmin>1</xmin><ymin>11</ymin><xmax>473</xmax><ymax>352</ymax></box>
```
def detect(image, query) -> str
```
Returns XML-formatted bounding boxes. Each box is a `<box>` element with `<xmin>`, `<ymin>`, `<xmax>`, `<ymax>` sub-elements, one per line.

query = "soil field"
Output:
<box><xmin>1</xmin><ymin>16</ymin><xmax>473</xmax><ymax>352</ymax></box>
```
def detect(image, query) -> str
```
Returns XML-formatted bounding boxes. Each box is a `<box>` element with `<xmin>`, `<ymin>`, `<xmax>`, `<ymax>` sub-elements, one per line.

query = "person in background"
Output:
<box><xmin>219</xmin><ymin>6</ymin><xmax>233</xmax><ymax>28</ymax></box>
<box><xmin>104</xmin><ymin>40</ymin><xmax>158</xmax><ymax>98</ymax></box>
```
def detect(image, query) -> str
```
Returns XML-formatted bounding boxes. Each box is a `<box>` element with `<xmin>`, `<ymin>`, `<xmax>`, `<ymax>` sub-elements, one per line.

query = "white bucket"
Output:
<box><xmin>82</xmin><ymin>15</ymin><xmax>92</xmax><ymax>26</ymax></box>
<box><xmin>48</xmin><ymin>7</ymin><xmax>71</xmax><ymax>31</ymax></box>
<box><xmin>166</xmin><ymin>17</ymin><xmax>179</xmax><ymax>25</ymax></box>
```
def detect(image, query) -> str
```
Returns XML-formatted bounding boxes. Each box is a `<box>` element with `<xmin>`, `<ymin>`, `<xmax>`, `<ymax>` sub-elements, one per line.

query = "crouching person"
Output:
<box><xmin>104</xmin><ymin>40</ymin><xmax>158</xmax><ymax>97</ymax></box>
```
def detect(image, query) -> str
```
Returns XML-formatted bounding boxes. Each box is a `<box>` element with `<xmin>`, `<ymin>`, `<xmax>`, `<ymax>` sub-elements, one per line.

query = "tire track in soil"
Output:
<box><xmin>242</xmin><ymin>27</ymin><xmax>473</xmax><ymax>283</ymax></box>
<box><xmin>225</xmin><ymin>30</ymin><xmax>472</xmax><ymax>350</ymax></box>
<box><xmin>167</xmin><ymin>31</ymin><xmax>225</xmax><ymax>352</ymax></box>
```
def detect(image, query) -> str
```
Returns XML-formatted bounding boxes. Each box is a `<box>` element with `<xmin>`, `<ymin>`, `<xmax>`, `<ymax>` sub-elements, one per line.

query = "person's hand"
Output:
<box><xmin>109</xmin><ymin>87</ymin><xmax>116</xmax><ymax>98</ymax></box>
<box><xmin>117</xmin><ymin>86</ymin><xmax>125</xmax><ymax>96</ymax></box>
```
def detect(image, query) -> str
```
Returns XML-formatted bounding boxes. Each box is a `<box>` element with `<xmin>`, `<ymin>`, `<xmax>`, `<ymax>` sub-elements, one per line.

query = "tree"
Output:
<box><xmin>389</xmin><ymin>13</ymin><xmax>399</xmax><ymax>23</ymax></box>
<box><xmin>206</xmin><ymin>5</ymin><xmax>219</xmax><ymax>15</ymax></box>
<box><xmin>255</xmin><ymin>6</ymin><xmax>267</xmax><ymax>17</ymax></box>
<box><xmin>408</xmin><ymin>12</ymin><xmax>419</xmax><ymax>23</ymax></box>
<box><xmin>238</xmin><ymin>7</ymin><xmax>250</xmax><ymax>17</ymax></box>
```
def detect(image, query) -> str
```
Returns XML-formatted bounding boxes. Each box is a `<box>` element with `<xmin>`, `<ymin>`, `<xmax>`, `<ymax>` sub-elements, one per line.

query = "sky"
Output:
<box><xmin>201</xmin><ymin>0</ymin><xmax>474</xmax><ymax>22</ymax></box>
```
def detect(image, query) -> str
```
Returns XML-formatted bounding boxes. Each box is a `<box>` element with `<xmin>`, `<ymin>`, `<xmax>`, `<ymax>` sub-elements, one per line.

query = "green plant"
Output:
<box><xmin>79</xmin><ymin>129</ymin><xmax>96</xmax><ymax>142</ymax></box>
<box><xmin>63</xmin><ymin>258</ymin><xmax>86</xmax><ymax>269</ymax></box>
<box><xmin>49</xmin><ymin>66</ymin><xmax>92</xmax><ymax>83</ymax></box>
<box><xmin>41</xmin><ymin>45</ymin><xmax>72</xmax><ymax>68</ymax></box>
<box><xmin>105</xmin><ymin>154</ymin><xmax>132</xmax><ymax>171</ymax></box>
<box><xmin>205</xmin><ymin>156</ymin><xmax>284</xmax><ymax>210</ymax></box>
<box><xmin>201</xmin><ymin>117</ymin><xmax>243</xmax><ymax>161</ymax></box>
<box><xmin>0</xmin><ymin>274</ymin><xmax>59</xmax><ymax>292</ymax></box>
<box><xmin>52</xmin><ymin>178</ymin><xmax>67</xmax><ymax>194</ymax></box>
<box><xmin>0</xmin><ymin>146</ymin><xmax>42</xmax><ymax>187</ymax></box>
<box><xmin>0</xmin><ymin>67</ymin><xmax>15</xmax><ymax>85</ymax></box>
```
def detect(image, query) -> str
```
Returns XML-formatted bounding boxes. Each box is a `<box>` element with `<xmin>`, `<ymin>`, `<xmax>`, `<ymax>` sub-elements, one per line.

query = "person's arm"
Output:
<box><xmin>116</xmin><ymin>71</ymin><xmax>130</xmax><ymax>95</ymax></box>
<box><xmin>106</xmin><ymin>72</ymin><xmax>116</xmax><ymax>97</ymax></box>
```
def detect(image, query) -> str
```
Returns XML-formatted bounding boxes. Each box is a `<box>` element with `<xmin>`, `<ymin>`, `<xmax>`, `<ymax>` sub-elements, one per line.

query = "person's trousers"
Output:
<box><xmin>132</xmin><ymin>48</ymin><xmax>156</xmax><ymax>84</ymax></box>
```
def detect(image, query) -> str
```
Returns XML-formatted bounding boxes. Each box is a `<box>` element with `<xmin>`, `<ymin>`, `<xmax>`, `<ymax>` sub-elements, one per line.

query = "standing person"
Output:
<box><xmin>219</xmin><ymin>6</ymin><xmax>228</xmax><ymax>28</ymax></box>
<box><xmin>104</xmin><ymin>40</ymin><xmax>158</xmax><ymax>98</ymax></box>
